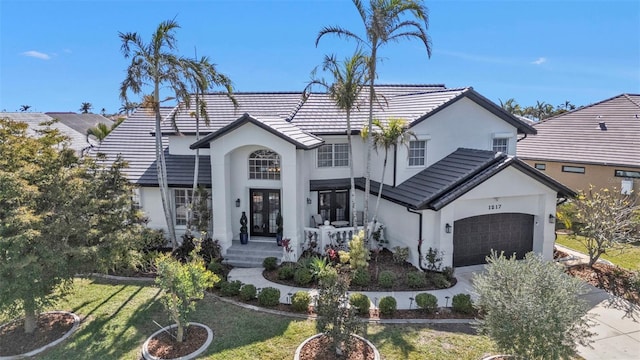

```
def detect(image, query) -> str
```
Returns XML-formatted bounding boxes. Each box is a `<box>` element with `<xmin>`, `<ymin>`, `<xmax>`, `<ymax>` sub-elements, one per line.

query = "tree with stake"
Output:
<box><xmin>316</xmin><ymin>0</ymin><xmax>432</xmax><ymax>238</ymax></box>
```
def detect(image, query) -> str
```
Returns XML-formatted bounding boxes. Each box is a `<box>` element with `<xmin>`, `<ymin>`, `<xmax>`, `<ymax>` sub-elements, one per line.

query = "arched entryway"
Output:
<box><xmin>453</xmin><ymin>213</ymin><xmax>534</xmax><ymax>267</ymax></box>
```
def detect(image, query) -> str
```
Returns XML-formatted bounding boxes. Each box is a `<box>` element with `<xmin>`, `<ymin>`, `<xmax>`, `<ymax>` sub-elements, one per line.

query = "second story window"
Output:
<box><xmin>492</xmin><ymin>137</ymin><xmax>509</xmax><ymax>153</ymax></box>
<box><xmin>249</xmin><ymin>150</ymin><xmax>280</xmax><ymax>180</ymax></box>
<box><xmin>408</xmin><ymin>140</ymin><xmax>426</xmax><ymax>166</ymax></box>
<box><xmin>317</xmin><ymin>144</ymin><xmax>349</xmax><ymax>168</ymax></box>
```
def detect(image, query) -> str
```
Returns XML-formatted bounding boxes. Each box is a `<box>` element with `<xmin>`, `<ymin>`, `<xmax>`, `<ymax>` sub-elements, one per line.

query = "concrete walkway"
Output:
<box><xmin>228</xmin><ymin>251</ymin><xmax>640</xmax><ymax>359</ymax></box>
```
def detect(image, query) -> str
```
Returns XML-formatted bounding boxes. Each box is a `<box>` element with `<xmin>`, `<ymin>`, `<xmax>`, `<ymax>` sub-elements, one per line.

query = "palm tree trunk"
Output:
<box><xmin>373</xmin><ymin>151</ymin><xmax>387</xmax><ymax>224</ymax></box>
<box><xmin>347</xmin><ymin>110</ymin><xmax>357</xmax><ymax>231</ymax></box>
<box><xmin>155</xmin><ymin>82</ymin><xmax>178</xmax><ymax>249</ymax></box>
<box><xmin>363</xmin><ymin>45</ymin><xmax>377</xmax><ymax>240</ymax></box>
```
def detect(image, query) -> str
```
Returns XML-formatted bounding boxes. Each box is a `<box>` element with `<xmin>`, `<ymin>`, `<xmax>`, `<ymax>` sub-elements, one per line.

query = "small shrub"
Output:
<box><xmin>442</xmin><ymin>266</ymin><xmax>455</xmax><ymax>281</ymax></box>
<box><xmin>278</xmin><ymin>265</ymin><xmax>295</xmax><ymax>280</ymax></box>
<box><xmin>207</xmin><ymin>260</ymin><xmax>225</xmax><ymax>276</ymax></box>
<box><xmin>378</xmin><ymin>270</ymin><xmax>395</xmax><ymax>289</ymax></box>
<box><xmin>378</xmin><ymin>296</ymin><xmax>397</xmax><ymax>315</ymax></box>
<box><xmin>172</xmin><ymin>234</ymin><xmax>196</xmax><ymax>262</ymax></box>
<box><xmin>219</xmin><ymin>280</ymin><xmax>242</xmax><ymax>297</ymax></box>
<box><xmin>263</xmin><ymin>257</ymin><xmax>278</xmax><ymax>271</ymax></box>
<box><xmin>308</xmin><ymin>256</ymin><xmax>330</xmax><ymax>279</ymax></box>
<box><xmin>415</xmin><ymin>293</ymin><xmax>438</xmax><ymax>313</ymax></box>
<box><xmin>349</xmin><ymin>293</ymin><xmax>370</xmax><ymax>315</ymax></box>
<box><xmin>198</xmin><ymin>237</ymin><xmax>222</xmax><ymax>264</ymax></box>
<box><xmin>424</xmin><ymin>247</ymin><xmax>444</xmax><ymax>271</ymax></box>
<box><xmin>406</xmin><ymin>271</ymin><xmax>427</xmax><ymax>288</ymax></box>
<box><xmin>429</xmin><ymin>272</ymin><xmax>452</xmax><ymax>289</ymax></box>
<box><xmin>294</xmin><ymin>268</ymin><xmax>313</xmax><ymax>286</ymax></box>
<box><xmin>452</xmin><ymin>293</ymin><xmax>474</xmax><ymax>314</ymax></box>
<box><xmin>239</xmin><ymin>284</ymin><xmax>257</xmax><ymax>301</ymax></box>
<box><xmin>291</xmin><ymin>291</ymin><xmax>311</xmax><ymax>312</ymax></box>
<box><xmin>392</xmin><ymin>246</ymin><xmax>410</xmax><ymax>263</ymax></box>
<box><xmin>338</xmin><ymin>250</ymin><xmax>350</xmax><ymax>264</ymax></box>
<box><xmin>257</xmin><ymin>287</ymin><xmax>281</xmax><ymax>307</ymax></box>
<box><xmin>318</xmin><ymin>266</ymin><xmax>338</xmax><ymax>286</ymax></box>
<box><xmin>351</xmin><ymin>268</ymin><xmax>371</xmax><ymax>287</ymax></box>
<box><xmin>348</xmin><ymin>230</ymin><xmax>370</xmax><ymax>270</ymax></box>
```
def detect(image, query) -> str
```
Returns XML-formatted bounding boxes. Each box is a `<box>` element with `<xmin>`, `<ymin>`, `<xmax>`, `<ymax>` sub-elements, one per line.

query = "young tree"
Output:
<box><xmin>316</xmin><ymin>0</ymin><xmax>432</xmax><ymax>238</ymax></box>
<box><xmin>0</xmin><ymin>118</ymin><xmax>146</xmax><ymax>333</ymax></box>
<box><xmin>306</xmin><ymin>51</ymin><xmax>369</xmax><ymax>228</ymax></box>
<box><xmin>155</xmin><ymin>252</ymin><xmax>218</xmax><ymax>342</ymax></box>
<box><xmin>570</xmin><ymin>187</ymin><xmax>640</xmax><ymax>267</ymax></box>
<box><xmin>361</xmin><ymin>117</ymin><xmax>414</xmax><ymax>223</ymax></box>
<box><xmin>474</xmin><ymin>252</ymin><xmax>593</xmax><ymax>359</ymax></box>
<box><xmin>120</xmin><ymin>20</ymin><xmax>223</xmax><ymax>248</ymax></box>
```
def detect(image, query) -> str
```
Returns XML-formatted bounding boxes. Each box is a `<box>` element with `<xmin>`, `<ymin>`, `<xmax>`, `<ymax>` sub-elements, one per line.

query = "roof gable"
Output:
<box><xmin>190</xmin><ymin>113</ymin><xmax>324</xmax><ymax>150</ymax></box>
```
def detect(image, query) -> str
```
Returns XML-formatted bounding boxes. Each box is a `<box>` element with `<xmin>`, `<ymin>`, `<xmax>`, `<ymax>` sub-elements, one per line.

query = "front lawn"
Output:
<box><xmin>555</xmin><ymin>234</ymin><xmax>640</xmax><ymax>271</ymax></box>
<box><xmin>1</xmin><ymin>278</ymin><xmax>495</xmax><ymax>359</ymax></box>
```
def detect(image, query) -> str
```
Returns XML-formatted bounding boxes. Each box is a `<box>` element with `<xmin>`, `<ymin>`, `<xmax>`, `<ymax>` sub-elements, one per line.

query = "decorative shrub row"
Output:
<box><xmin>349</xmin><ymin>293</ymin><xmax>370</xmax><ymax>315</ymax></box>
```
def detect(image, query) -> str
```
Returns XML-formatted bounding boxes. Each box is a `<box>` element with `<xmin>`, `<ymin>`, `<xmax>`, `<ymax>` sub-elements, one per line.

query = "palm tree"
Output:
<box><xmin>119</xmin><ymin>19</ymin><xmax>203</xmax><ymax>248</ymax></box>
<box><xmin>306</xmin><ymin>51</ymin><xmax>369</xmax><ymax>228</ymax></box>
<box><xmin>183</xmin><ymin>55</ymin><xmax>236</xmax><ymax>232</ymax></box>
<box><xmin>361</xmin><ymin>118</ymin><xmax>414</xmax><ymax>223</ymax></box>
<box><xmin>80</xmin><ymin>102</ymin><xmax>93</xmax><ymax>114</ymax></box>
<box><xmin>499</xmin><ymin>98</ymin><xmax>522</xmax><ymax>116</ymax></box>
<box><xmin>316</xmin><ymin>0</ymin><xmax>432</xmax><ymax>238</ymax></box>
<box><xmin>86</xmin><ymin>122</ymin><xmax>111</xmax><ymax>143</ymax></box>
<box><xmin>19</xmin><ymin>105</ymin><xmax>31</xmax><ymax>112</ymax></box>
<box><xmin>118</xmin><ymin>101</ymin><xmax>139</xmax><ymax>116</ymax></box>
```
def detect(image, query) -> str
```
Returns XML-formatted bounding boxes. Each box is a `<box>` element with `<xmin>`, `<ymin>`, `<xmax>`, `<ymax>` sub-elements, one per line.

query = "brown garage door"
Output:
<box><xmin>453</xmin><ymin>213</ymin><xmax>534</xmax><ymax>267</ymax></box>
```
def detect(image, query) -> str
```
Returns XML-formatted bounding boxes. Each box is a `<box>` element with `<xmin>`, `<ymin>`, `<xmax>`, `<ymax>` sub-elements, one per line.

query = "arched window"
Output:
<box><xmin>249</xmin><ymin>150</ymin><xmax>280</xmax><ymax>180</ymax></box>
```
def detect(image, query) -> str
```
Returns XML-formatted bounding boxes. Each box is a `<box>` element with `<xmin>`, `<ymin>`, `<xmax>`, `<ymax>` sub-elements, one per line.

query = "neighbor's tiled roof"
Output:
<box><xmin>45</xmin><ymin>112</ymin><xmax>113</xmax><ymax>136</ymax></box>
<box><xmin>92</xmin><ymin>108</ymin><xmax>211</xmax><ymax>186</ymax></box>
<box><xmin>517</xmin><ymin>94</ymin><xmax>640</xmax><ymax>167</ymax></box>
<box><xmin>0</xmin><ymin>112</ymin><xmax>91</xmax><ymax>153</ymax></box>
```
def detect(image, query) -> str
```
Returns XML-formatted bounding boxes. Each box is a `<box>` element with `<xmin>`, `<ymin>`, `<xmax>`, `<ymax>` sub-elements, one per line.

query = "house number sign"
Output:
<box><xmin>488</xmin><ymin>204</ymin><xmax>502</xmax><ymax>210</ymax></box>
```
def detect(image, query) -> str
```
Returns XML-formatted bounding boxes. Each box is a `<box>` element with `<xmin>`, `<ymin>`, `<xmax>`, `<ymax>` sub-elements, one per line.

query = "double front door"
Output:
<box><xmin>250</xmin><ymin>189</ymin><xmax>281</xmax><ymax>237</ymax></box>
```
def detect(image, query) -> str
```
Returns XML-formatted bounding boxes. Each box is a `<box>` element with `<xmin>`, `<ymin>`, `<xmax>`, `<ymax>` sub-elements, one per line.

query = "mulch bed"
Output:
<box><xmin>565</xmin><ymin>262</ymin><xmax>640</xmax><ymax>305</ymax></box>
<box><xmin>0</xmin><ymin>312</ymin><xmax>76</xmax><ymax>357</ymax></box>
<box><xmin>264</xmin><ymin>248</ymin><xmax>456</xmax><ymax>292</ymax></box>
<box><xmin>297</xmin><ymin>334</ymin><xmax>376</xmax><ymax>360</ymax></box>
<box><xmin>145</xmin><ymin>324</ymin><xmax>208</xmax><ymax>359</ymax></box>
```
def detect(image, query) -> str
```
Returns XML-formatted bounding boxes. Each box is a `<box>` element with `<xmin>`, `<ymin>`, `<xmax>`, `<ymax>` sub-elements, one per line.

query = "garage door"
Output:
<box><xmin>453</xmin><ymin>213</ymin><xmax>534</xmax><ymax>267</ymax></box>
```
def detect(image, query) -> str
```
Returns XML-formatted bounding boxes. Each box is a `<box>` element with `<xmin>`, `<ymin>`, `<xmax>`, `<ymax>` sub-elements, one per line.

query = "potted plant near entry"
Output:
<box><xmin>275</xmin><ymin>212</ymin><xmax>283</xmax><ymax>246</ymax></box>
<box><xmin>239</xmin><ymin>211</ymin><xmax>248</xmax><ymax>244</ymax></box>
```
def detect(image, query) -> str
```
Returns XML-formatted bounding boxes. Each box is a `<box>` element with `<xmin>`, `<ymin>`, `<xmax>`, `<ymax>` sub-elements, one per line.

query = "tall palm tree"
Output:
<box><xmin>118</xmin><ymin>101</ymin><xmax>139</xmax><ymax>116</ymax></box>
<box><xmin>362</xmin><ymin>118</ymin><xmax>414</xmax><ymax>223</ymax></box>
<box><xmin>499</xmin><ymin>98</ymin><xmax>522</xmax><ymax>116</ymax></box>
<box><xmin>119</xmin><ymin>19</ymin><xmax>203</xmax><ymax>248</ymax></box>
<box><xmin>306</xmin><ymin>51</ymin><xmax>369</xmax><ymax>228</ymax></box>
<box><xmin>80</xmin><ymin>102</ymin><xmax>93</xmax><ymax>114</ymax></box>
<box><xmin>183</xmin><ymin>55</ymin><xmax>236</xmax><ymax>233</ymax></box>
<box><xmin>316</xmin><ymin>0</ymin><xmax>432</xmax><ymax>238</ymax></box>
<box><xmin>19</xmin><ymin>105</ymin><xmax>31</xmax><ymax>112</ymax></box>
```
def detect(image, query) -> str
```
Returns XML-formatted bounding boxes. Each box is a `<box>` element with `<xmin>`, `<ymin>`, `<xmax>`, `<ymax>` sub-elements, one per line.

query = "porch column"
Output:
<box><xmin>211</xmin><ymin>148</ymin><xmax>233</xmax><ymax>252</ymax></box>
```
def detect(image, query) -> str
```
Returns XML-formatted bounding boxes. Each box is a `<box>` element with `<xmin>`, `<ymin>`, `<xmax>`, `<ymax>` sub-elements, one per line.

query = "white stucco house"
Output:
<box><xmin>95</xmin><ymin>84</ymin><xmax>574</xmax><ymax>268</ymax></box>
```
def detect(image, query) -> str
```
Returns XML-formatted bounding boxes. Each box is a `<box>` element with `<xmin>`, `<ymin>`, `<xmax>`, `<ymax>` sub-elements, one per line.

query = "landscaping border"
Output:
<box><xmin>141</xmin><ymin>322</ymin><xmax>213</xmax><ymax>360</ymax></box>
<box><xmin>0</xmin><ymin>311</ymin><xmax>80</xmax><ymax>360</ymax></box>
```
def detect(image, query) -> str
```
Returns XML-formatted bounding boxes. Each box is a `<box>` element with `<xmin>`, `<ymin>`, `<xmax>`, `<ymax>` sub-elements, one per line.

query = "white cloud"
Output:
<box><xmin>21</xmin><ymin>50</ymin><xmax>51</xmax><ymax>60</ymax></box>
<box><xmin>436</xmin><ymin>49</ymin><xmax>511</xmax><ymax>64</ymax></box>
<box><xmin>531</xmin><ymin>57</ymin><xmax>547</xmax><ymax>65</ymax></box>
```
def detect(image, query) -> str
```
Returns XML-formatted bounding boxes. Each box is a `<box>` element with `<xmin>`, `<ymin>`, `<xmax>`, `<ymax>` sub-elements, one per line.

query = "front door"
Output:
<box><xmin>250</xmin><ymin>189</ymin><xmax>281</xmax><ymax>237</ymax></box>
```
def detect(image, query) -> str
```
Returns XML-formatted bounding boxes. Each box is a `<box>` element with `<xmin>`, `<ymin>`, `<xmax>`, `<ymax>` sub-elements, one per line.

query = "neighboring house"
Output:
<box><xmin>95</xmin><ymin>85</ymin><xmax>574</xmax><ymax>268</ymax></box>
<box><xmin>517</xmin><ymin>94</ymin><xmax>640</xmax><ymax>195</ymax></box>
<box><xmin>46</xmin><ymin>112</ymin><xmax>114</xmax><ymax>147</ymax></box>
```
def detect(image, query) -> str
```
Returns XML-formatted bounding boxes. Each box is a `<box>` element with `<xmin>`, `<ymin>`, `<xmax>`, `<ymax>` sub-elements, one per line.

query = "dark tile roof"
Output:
<box><xmin>92</xmin><ymin>108</ymin><xmax>210</xmax><ymax>186</ymax></box>
<box><xmin>517</xmin><ymin>94</ymin><xmax>640</xmax><ymax>167</ymax></box>
<box><xmin>0</xmin><ymin>112</ymin><xmax>91</xmax><ymax>153</ymax></box>
<box><xmin>311</xmin><ymin>149</ymin><xmax>575</xmax><ymax>211</ymax></box>
<box><xmin>45</xmin><ymin>112</ymin><xmax>113</xmax><ymax>135</ymax></box>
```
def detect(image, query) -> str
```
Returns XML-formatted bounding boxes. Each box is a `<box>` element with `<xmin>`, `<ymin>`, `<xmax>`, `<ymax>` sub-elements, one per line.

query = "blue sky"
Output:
<box><xmin>1</xmin><ymin>0</ymin><xmax>638</xmax><ymax>114</ymax></box>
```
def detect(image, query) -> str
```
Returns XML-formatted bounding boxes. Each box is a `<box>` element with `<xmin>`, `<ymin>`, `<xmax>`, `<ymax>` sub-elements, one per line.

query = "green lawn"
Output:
<box><xmin>556</xmin><ymin>234</ymin><xmax>640</xmax><ymax>271</ymax></box>
<box><xmin>3</xmin><ymin>278</ymin><xmax>495</xmax><ymax>360</ymax></box>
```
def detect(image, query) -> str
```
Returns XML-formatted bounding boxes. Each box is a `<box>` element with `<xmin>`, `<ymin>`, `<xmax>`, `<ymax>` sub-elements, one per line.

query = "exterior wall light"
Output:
<box><xmin>236</xmin><ymin>198</ymin><xmax>240</xmax><ymax>208</ymax></box>
<box><xmin>306</xmin><ymin>197</ymin><xmax>312</xmax><ymax>204</ymax></box>
<box><xmin>549</xmin><ymin>214</ymin><xmax>555</xmax><ymax>223</ymax></box>
<box><xmin>445</xmin><ymin>223</ymin><xmax>452</xmax><ymax>234</ymax></box>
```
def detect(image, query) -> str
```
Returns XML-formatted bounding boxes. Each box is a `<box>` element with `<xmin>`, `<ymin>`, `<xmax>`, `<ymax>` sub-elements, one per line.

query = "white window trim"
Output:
<box><xmin>317</xmin><ymin>143</ymin><xmax>349</xmax><ymax>168</ymax></box>
<box><xmin>407</xmin><ymin>139</ymin><xmax>428</xmax><ymax>168</ymax></box>
<box><xmin>491</xmin><ymin>132</ymin><xmax>514</xmax><ymax>153</ymax></box>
